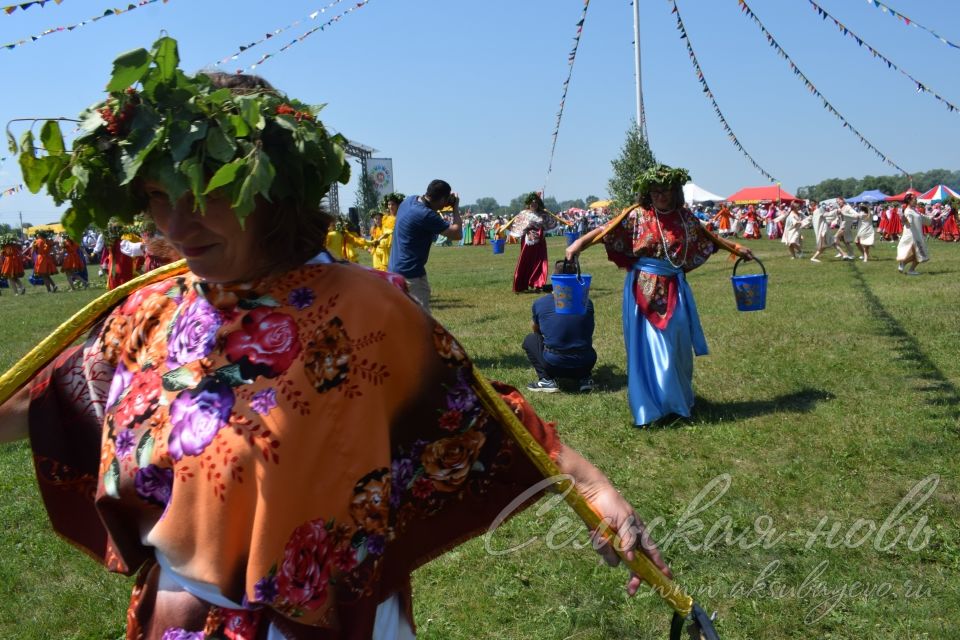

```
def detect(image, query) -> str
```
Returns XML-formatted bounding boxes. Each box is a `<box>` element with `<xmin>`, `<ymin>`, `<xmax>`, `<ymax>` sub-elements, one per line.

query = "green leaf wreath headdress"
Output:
<box><xmin>381</xmin><ymin>192</ymin><xmax>405</xmax><ymax>208</ymax></box>
<box><xmin>523</xmin><ymin>192</ymin><xmax>544</xmax><ymax>208</ymax></box>
<box><xmin>632</xmin><ymin>164</ymin><xmax>691</xmax><ymax>198</ymax></box>
<box><xmin>8</xmin><ymin>36</ymin><xmax>351</xmax><ymax>239</ymax></box>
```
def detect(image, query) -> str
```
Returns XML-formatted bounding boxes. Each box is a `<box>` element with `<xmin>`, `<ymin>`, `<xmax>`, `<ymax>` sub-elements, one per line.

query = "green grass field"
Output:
<box><xmin>1</xmin><ymin>233</ymin><xmax>958</xmax><ymax>639</ymax></box>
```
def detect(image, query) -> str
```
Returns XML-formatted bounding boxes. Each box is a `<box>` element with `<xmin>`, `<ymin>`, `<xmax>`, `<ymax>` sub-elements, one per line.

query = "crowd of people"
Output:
<box><xmin>0</xmin><ymin>220</ymin><xmax>180</xmax><ymax>295</ymax></box>
<box><xmin>687</xmin><ymin>196</ymin><xmax>958</xmax><ymax>274</ymax></box>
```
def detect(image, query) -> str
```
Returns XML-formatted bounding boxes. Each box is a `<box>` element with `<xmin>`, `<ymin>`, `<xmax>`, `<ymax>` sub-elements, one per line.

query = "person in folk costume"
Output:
<box><xmin>102</xmin><ymin>223</ymin><xmax>136</xmax><ymax>290</ymax></box>
<box><xmin>30</xmin><ymin>231</ymin><xmax>59</xmax><ymax>293</ymax></box>
<box><xmin>368</xmin><ymin>211</ymin><xmax>389</xmax><ymax>270</ymax></box>
<box><xmin>764</xmin><ymin>203</ymin><xmax>779</xmax><ymax>239</ymax></box>
<box><xmin>775</xmin><ymin>202</ymin><xmax>804</xmax><ymax>259</ymax></box>
<box><xmin>471</xmin><ymin>215</ymin><xmax>487</xmax><ymax>245</ymax></box>
<box><xmin>373</xmin><ymin>192</ymin><xmax>403</xmax><ymax>267</ymax></box>
<box><xmin>886</xmin><ymin>204</ymin><xmax>903</xmax><ymax>241</ymax></box>
<box><xmin>0</xmin><ymin>234</ymin><xmax>27</xmax><ymax>295</ymax></box>
<box><xmin>0</xmin><ymin>49</ymin><xmax>673</xmax><ymax>637</ymax></box>
<box><xmin>832</xmin><ymin>197</ymin><xmax>856</xmax><ymax>260</ymax></box>
<box><xmin>938</xmin><ymin>203</ymin><xmax>959</xmax><ymax>242</ymax></box>
<box><xmin>849</xmin><ymin>204</ymin><xmax>876</xmax><ymax>262</ymax></box>
<box><xmin>326</xmin><ymin>217</ymin><xmax>371</xmax><ymax>263</ymax></box>
<box><xmin>897</xmin><ymin>193</ymin><xmax>935</xmax><ymax>275</ymax></box>
<box><xmin>742</xmin><ymin>205</ymin><xmax>761</xmax><ymax>240</ymax></box>
<box><xmin>460</xmin><ymin>213</ymin><xmax>472</xmax><ymax>247</ymax></box>
<box><xmin>711</xmin><ymin>204</ymin><xmax>733</xmax><ymax>237</ymax></box>
<box><xmin>566</xmin><ymin>164</ymin><xmax>754</xmax><ymax>427</ymax></box>
<box><xmin>917</xmin><ymin>203</ymin><xmax>937</xmax><ymax>238</ymax></box>
<box><xmin>59</xmin><ymin>233</ymin><xmax>89</xmax><ymax>290</ymax></box>
<box><xmin>510</xmin><ymin>192</ymin><xmax>559</xmax><ymax>293</ymax></box>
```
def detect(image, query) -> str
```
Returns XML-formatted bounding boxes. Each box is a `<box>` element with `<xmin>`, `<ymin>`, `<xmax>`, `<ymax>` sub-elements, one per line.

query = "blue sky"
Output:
<box><xmin>1</xmin><ymin>0</ymin><xmax>958</xmax><ymax>226</ymax></box>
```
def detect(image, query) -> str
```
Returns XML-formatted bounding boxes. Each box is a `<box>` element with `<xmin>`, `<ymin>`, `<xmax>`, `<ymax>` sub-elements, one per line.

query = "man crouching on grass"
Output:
<box><xmin>524</xmin><ymin>260</ymin><xmax>597</xmax><ymax>393</ymax></box>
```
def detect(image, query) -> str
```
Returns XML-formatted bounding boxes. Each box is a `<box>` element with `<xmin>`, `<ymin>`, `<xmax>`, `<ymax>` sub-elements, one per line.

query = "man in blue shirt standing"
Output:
<box><xmin>388</xmin><ymin>179</ymin><xmax>463</xmax><ymax>313</ymax></box>
<box><xmin>523</xmin><ymin>261</ymin><xmax>597</xmax><ymax>393</ymax></box>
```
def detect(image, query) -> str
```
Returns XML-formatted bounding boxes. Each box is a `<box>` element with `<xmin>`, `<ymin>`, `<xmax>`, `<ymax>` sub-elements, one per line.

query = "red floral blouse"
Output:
<box><xmin>603</xmin><ymin>207</ymin><xmax>716</xmax><ymax>328</ymax></box>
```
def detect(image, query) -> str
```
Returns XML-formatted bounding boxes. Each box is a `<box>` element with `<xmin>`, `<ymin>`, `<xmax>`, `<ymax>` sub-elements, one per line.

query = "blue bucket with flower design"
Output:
<box><xmin>492</xmin><ymin>238</ymin><xmax>505</xmax><ymax>254</ymax></box>
<box><xmin>552</xmin><ymin>259</ymin><xmax>591</xmax><ymax>315</ymax></box>
<box><xmin>731</xmin><ymin>257</ymin><xmax>767</xmax><ymax>312</ymax></box>
<box><xmin>565</xmin><ymin>230</ymin><xmax>580</xmax><ymax>246</ymax></box>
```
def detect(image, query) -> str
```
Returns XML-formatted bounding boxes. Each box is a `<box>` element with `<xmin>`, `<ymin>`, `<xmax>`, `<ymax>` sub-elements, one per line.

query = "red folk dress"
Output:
<box><xmin>61</xmin><ymin>238</ymin><xmax>85</xmax><ymax>273</ymax></box>
<box><xmin>27</xmin><ymin>259</ymin><xmax>561</xmax><ymax>638</ymax></box>
<box><xmin>32</xmin><ymin>237</ymin><xmax>59</xmax><ymax>276</ymax></box>
<box><xmin>1</xmin><ymin>242</ymin><xmax>25</xmax><ymax>278</ymax></box>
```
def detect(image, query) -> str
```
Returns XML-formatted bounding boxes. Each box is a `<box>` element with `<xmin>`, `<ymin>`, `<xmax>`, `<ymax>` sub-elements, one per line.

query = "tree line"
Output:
<box><xmin>796</xmin><ymin>169</ymin><xmax>960</xmax><ymax>203</ymax></box>
<box><xmin>463</xmin><ymin>193</ymin><xmax>602</xmax><ymax>217</ymax></box>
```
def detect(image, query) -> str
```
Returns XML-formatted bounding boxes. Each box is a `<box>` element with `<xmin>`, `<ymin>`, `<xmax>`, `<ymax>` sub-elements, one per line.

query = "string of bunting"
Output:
<box><xmin>545</xmin><ymin>0</ymin><xmax>589</xmax><ymax>189</ymax></box>
<box><xmin>736</xmin><ymin>0</ymin><xmax>909</xmax><ymax>177</ymax></box>
<box><xmin>807</xmin><ymin>0</ymin><xmax>957</xmax><ymax>114</ymax></box>
<box><xmin>0</xmin><ymin>184</ymin><xmax>24</xmax><ymax>198</ymax></box>
<box><xmin>245</xmin><ymin>1</ymin><xmax>372</xmax><ymax>72</ymax></box>
<box><xmin>863</xmin><ymin>0</ymin><xmax>959</xmax><ymax>51</ymax></box>
<box><xmin>670</xmin><ymin>0</ymin><xmax>777</xmax><ymax>183</ymax></box>
<box><xmin>212</xmin><ymin>0</ymin><xmax>349</xmax><ymax>68</ymax></box>
<box><xmin>3</xmin><ymin>0</ymin><xmax>63</xmax><ymax>15</ymax></box>
<box><xmin>2</xmin><ymin>0</ymin><xmax>168</xmax><ymax>51</ymax></box>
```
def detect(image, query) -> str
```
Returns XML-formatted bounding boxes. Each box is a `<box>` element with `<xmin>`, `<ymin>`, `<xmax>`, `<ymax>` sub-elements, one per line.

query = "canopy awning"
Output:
<box><xmin>847</xmin><ymin>189</ymin><xmax>889</xmax><ymax>204</ymax></box>
<box><xmin>885</xmin><ymin>188</ymin><xmax>921</xmax><ymax>202</ymax></box>
<box><xmin>726</xmin><ymin>185</ymin><xmax>798</xmax><ymax>204</ymax></box>
<box><xmin>588</xmin><ymin>199</ymin><xmax>612</xmax><ymax>209</ymax></box>
<box><xmin>683</xmin><ymin>182</ymin><xmax>724</xmax><ymax>204</ymax></box>
<box><xmin>25</xmin><ymin>223</ymin><xmax>64</xmax><ymax>235</ymax></box>
<box><xmin>918</xmin><ymin>185</ymin><xmax>960</xmax><ymax>203</ymax></box>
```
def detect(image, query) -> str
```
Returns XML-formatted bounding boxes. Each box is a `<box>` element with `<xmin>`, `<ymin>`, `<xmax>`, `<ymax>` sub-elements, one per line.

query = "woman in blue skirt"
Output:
<box><xmin>566</xmin><ymin>165</ymin><xmax>753</xmax><ymax>426</ymax></box>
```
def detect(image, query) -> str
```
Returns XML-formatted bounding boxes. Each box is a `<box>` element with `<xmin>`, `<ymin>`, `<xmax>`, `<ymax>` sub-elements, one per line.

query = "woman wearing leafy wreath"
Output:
<box><xmin>566</xmin><ymin>165</ymin><xmax>753</xmax><ymax>427</ymax></box>
<box><xmin>0</xmin><ymin>38</ymin><xmax>671</xmax><ymax>638</ymax></box>
<box><xmin>29</xmin><ymin>230</ymin><xmax>59</xmax><ymax>292</ymax></box>
<box><xmin>508</xmin><ymin>192</ymin><xmax>559</xmax><ymax>293</ymax></box>
<box><xmin>371</xmin><ymin>193</ymin><xmax>403</xmax><ymax>271</ymax></box>
<box><xmin>0</xmin><ymin>234</ymin><xmax>27</xmax><ymax>295</ymax></box>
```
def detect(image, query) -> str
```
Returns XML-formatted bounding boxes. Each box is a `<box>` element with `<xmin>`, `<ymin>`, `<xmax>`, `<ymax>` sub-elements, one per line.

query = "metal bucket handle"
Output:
<box><xmin>732</xmin><ymin>256</ymin><xmax>766</xmax><ymax>278</ymax></box>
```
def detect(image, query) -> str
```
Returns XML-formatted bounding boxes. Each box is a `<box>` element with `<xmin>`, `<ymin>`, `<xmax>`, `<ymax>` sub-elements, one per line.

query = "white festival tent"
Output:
<box><xmin>683</xmin><ymin>182</ymin><xmax>725</xmax><ymax>204</ymax></box>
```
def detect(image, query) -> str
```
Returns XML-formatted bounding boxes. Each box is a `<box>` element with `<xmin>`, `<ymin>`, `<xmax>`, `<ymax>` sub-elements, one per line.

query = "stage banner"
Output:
<box><xmin>368</xmin><ymin>158</ymin><xmax>394</xmax><ymax>200</ymax></box>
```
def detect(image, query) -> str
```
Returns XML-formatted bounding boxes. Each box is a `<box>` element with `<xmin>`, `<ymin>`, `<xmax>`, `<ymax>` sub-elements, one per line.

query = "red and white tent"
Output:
<box><xmin>726</xmin><ymin>185</ymin><xmax>799</xmax><ymax>204</ymax></box>
<box><xmin>884</xmin><ymin>188</ymin><xmax>921</xmax><ymax>202</ymax></box>
<box><xmin>917</xmin><ymin>184</ymin><xmax>960</xmax><ymax>203</ymax></box>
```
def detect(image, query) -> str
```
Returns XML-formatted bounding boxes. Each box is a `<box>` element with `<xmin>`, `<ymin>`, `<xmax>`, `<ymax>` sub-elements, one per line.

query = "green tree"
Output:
<box><xmin>608</xmin><ymin>121</ymin><xmax>657</xmax><ymax>207</ymax></box>
<box><xmin>354</xmin><ymin>171</ymin><xmax>379</xmax><ymax>225</ymax></box>
<box><xmin>585</xmin><ymin>195</ymin><xmax>600</xmax><ymax>205</ymax></box>
<box><xmin>474</xmin><ymin>197</ymin><xmax>499</xmax><ymax>213</ymax></box>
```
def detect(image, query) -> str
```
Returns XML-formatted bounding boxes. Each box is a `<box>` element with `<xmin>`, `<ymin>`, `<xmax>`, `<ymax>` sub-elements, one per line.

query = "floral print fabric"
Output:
<box><xmin>28</xmin><ymin>260</ymin><xmax>560</xmax><ymax>638</ymax></box>
<box><xmin>603</xmin><ymin>207</ymin><xmax>715</xmax><ymax>326</ymax></box>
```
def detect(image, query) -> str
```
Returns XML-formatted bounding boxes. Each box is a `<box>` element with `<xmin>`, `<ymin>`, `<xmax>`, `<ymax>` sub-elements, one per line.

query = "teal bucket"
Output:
<box><xmin>492</xmin><ymin>238</ymin><xmax>505</xmax><ymax>254</ymax></box>
<box><xmin>731</xmin><ymin>257</ymin><xmax>767</xmax><ymax>311</ymax></box>
<box><xmin>565</xmin><ymin>230</ymin><xmax>580</xmax><ymax>246</ymax></box>
<box><xmin>552</xmin><ymin>272</ymin><xmax>592</xmax><ymax>315</ymax></box>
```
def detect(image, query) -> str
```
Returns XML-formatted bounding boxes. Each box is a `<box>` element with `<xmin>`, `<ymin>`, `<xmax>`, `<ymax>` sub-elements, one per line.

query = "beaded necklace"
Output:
<box><xmin>652</xmin><ymin>207</ymin><xmax>689</xmax><ymax>269</ymax></box>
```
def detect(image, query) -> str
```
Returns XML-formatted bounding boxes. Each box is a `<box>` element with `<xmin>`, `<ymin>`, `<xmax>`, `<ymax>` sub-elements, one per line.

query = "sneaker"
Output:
<box><xmin>897</xmin><ymin>265</ymin><xmax>904</xmax><ymax>273</ymax></box>
<box><xmin>905</xmin><ymin>270</ymin><xmax>921</xmax><ymax>276</ymax></box>
<box><xmin>842</xmin><ymin>256</ymin><xmax>854</xmax><ymax>261</ymax></box>
<box><xmin>578</xmin><ymin>377</ymin><xmax>595</xmax><ymax>393</ymax></box>
<box><xmin>527</xmin><ymin>378</ymin><xmax>559</xmax><ymax>393</ymax></box>
<box><xmin>810</xmin><ymin>257</ymin><xmax>821</xmax><ymax>263</ymax></box>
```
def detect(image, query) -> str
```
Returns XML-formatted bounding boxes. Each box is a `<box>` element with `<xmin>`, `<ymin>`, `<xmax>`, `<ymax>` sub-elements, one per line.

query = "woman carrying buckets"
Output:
<box><xmin>566</xmin><ymin>164</ymin><xmax>754</xmax><ymax>427</ymax></box>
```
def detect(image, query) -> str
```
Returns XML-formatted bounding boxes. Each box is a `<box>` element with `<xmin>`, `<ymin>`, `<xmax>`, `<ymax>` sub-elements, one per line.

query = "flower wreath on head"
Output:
<box><xmin>523</xmin><ymin>192</ymin><xmax>543</xmax><ymax>208</ymax></box>
<box><xmin>8</xmin><ymin>36</ymin><xmax>352</xmax><ymax>240</ymax></box>
<box><xmin>632</xmin><ymin>164</ymin><xmax>691</xmax><ymax>200</ymax></box>
<box><xmin>381</xmin><ymin>192</ymin><xmax>405</xmax><ymax>209</ymax></box>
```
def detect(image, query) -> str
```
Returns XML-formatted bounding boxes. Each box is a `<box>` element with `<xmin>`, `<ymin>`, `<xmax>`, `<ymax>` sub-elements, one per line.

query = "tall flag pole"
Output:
<box><xmin>633</xmin><ymin>0</ymin><xmax>648</xmax><ymax>140</ymax></box>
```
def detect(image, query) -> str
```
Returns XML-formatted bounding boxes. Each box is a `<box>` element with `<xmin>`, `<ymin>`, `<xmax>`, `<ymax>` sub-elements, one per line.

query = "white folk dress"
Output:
<box><xmin>897</xmin><ymin>207</ymin><xmax>934</xmax><ymax>262</ymax></box>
